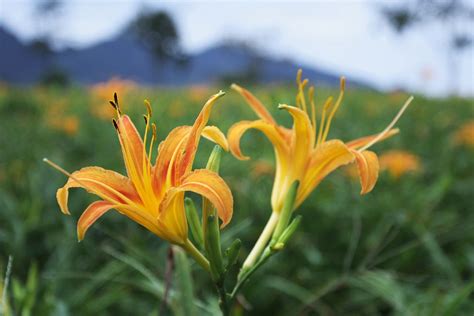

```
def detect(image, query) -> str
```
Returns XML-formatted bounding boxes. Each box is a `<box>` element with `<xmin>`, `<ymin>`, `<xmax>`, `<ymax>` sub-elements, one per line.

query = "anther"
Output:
<box><xmin>340</xmin><ymin>77</ymin><xmax>346</xmax><ymax>91</ymax></box>
<box><xmin>114</xmin><ymin>92</ymin><xmax>119</xmax><ymax>107</ymax></box>
<box><xmin>143</xmin><ymin>115</ymin><xmax>148</xmax><ymax>125</ymax></box>
<box><xmin>112</xmin><ymin>119</ymin><xmax>119</xmax><ymax>131</ymax></box>
<box><xmin>144</xmin><ymin>99</ymin><xmax>152</xmax><ymax>117</ymax></box>
<box><xmin>109</xmin><ymin>100</ymin><xmax>117</xmax><ymax>109</ymax></box>
<box><xmin>296</xmin><ymin>69</ymin><xmax>303</xmax><ymax>84</ymax></box>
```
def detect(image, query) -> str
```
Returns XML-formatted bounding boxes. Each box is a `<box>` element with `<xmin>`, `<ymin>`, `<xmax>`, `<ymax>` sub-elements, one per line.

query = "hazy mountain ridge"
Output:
<box><xmin>0</xmin><ymin>26</ymin><xmax>372</xmax><ymax>88</ymax></box>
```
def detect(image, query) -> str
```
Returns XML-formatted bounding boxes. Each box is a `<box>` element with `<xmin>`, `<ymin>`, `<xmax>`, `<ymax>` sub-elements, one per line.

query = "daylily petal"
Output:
<box><xmin>157</xmin><ymin>190</ymin><xmax>188</xmax><ymax>244</ymax></box>
<box><xmin>153</xmin><ymin>126</ymin><xmax>190</xmax><ymax>193</ymax></box>
<box><xmin>162</xmin><ymin>169</ymin><xmax>233</xmax><ymax>228</ymax></box>
<box><xmin>278</xmin><ymin>105</ymin><xmax>315</xmax><ymax>179</ymax></box>
<box><xmin>347</xmin><ymin>128</ymin><xmax>399</xmax><ymax>150</ymax></box>
<box><xmin>177</xmin><ymin>91</ymin><xmax>225</xmax><ymax>178</ymax></box>
<box><xmin>353</xmin><ymin>150</ymin><xmax>379</xmax><ymax>194</ymax></box>
<box><xmin>77</xmin><ymin>200</ymin><xmax>114</xmax><ymax>241</ymax></box>
<box><xmin>56</xmin><ymin>166</ymin><xmax>140</xmax><ymax>215</ymax></box>
<box><xmin>231</xmin><ymin>84</ymin><xmax>276</xmax><ymax>124</ymax></box>
<box><xmin>116</xmin><ymin>115</ymin><xmax>149</xmax><ymax>180</ymax></box>
<box><xmin>297</xmin><ymin>140</ymin><xmax>355</xmax><ymax>206</ymax></box>
<box><xmin>202</xmin><ymin>125</ymin><xmax>229</xmax><ymax>151</ymax></box>
<box><xmin>227</xmin><ymin>119</ymin><xmax>289</xmax><ymax>161</ymax></box>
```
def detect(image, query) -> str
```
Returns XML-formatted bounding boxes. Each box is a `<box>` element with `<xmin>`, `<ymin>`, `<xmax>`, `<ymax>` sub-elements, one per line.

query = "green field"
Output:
<box><xmin>0</xmin><ymin>82</ymin><xmax>473</xmax><ymax>315</ymax></box>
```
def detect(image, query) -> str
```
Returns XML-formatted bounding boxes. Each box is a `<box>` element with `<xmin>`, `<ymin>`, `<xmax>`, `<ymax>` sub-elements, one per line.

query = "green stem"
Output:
<box><xmin>216</xmin><ymin>280</ymin><xmax>230</xmax><ymax>316</ymax></box>
<box><xmin>182</xmin><ymin>239</ymin><xmax>210</xmax><ymax>272</ymax></box>
<box><xmin>230</xmin><ymin>245</ymin><xmax>275</xmax><ymax>299</ymax></box>
<box><xmin>241</xmin><ymin>212</ymin><xmax>279</xmax><ymax>271</ymax></box>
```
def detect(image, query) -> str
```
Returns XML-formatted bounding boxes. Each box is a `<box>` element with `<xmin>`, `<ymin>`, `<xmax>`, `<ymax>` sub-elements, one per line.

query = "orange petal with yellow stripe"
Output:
<box><xmin>116</xmin><ymin>115</ymin><xmax>149</xmax><ymax>179</ymax></box>
<box><xmin>353</xmin><ymin>150</ymin><xmax>379</xmax><ymax>194</ymax></box>
<box><xmin>153</xmin><ymin>126</ymin><xmax>191</xmax><ymax>190</ymax></box>
<box><xmin>56</xmin><ymin>166</ymin><xmax>139</xmax><ymax>215</ymax></box>
<box><xmin>77</xmin><ymin>200</ymin><xmax>114</xmax><ymax>241</ymax></box>
<box><xmin>177</xmin><ymin>91</ymin><xmax>225</xmax><ymax>177</ymax></box>
<box><xmin>162</xmin><ymin>169</ymin><xmax>233</xmax><ymax>228</ymax></box>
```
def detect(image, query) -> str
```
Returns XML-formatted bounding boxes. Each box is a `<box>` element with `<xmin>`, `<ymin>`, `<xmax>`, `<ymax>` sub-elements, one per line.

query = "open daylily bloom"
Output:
<box><xmin>229</xmin><ymin>70</ymin><xmax>413</xmax><ymax>214</ymax></box>
<box><xmin>46</xmin><ymin>92</ymin><xmax>233</xmax><ymax>250</ymax></box>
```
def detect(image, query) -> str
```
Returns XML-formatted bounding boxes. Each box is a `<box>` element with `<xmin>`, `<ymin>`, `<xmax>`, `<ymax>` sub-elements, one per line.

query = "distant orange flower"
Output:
<box><xmin>45</xmin><ymin>101</ymin><xmax>80</xmax><ymax>135</ymax></box>
<box><xmin>251</xmin><ymin>160</ymin><xmax>274</xmax><ymax>179</ymax></box>
<box><xmin>379</xmin><ymin>150</ymin><xmax>421</xmax><ymax>179</ymax></box>
<box><xmin>453</xmin><ymin>121</ymin><xmax>474</xmax><ymax>148</ymax></box>
<box><xmin>90</xmin><ymin>78</ymin><xmax>136</xmax><ymax>119</ymax></box>
<box><xmin>189</xmin><ymin>85</ymin><xmax>212</xmax><ymax>102</ymax></box>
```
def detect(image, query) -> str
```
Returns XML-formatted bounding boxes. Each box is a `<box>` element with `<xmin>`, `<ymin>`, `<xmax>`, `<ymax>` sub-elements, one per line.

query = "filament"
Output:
<box><xmin>359</xmin><ymin>96</ymin><xmax>414</xmax><ymax>152</ymax></box>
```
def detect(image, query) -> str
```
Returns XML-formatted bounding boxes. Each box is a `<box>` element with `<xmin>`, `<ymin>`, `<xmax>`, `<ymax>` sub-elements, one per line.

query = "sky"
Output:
<box><xmin>0</xmin><ymin>0</ymin><xmax>473</xmax><ymax>96</ymax></box>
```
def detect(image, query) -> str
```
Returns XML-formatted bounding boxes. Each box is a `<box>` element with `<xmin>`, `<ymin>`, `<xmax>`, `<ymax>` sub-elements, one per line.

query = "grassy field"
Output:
<box><xmin>0</xmin><ymin>81</ymin><xmax>473</xmax><ymax>315</ymax></box>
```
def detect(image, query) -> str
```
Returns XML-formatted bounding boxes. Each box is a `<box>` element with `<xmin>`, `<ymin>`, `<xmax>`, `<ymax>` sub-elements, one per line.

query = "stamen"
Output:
<box><xmin>309</xmin><ymin>86</ymin><xmax>317</xmax><ymax>133</ymax></box>
<box><xmin>112</xmin><ymin>119</ymin><xmax>119</xmax><ymax>132</ymax></box>
<box><xmin>317</xmin><ymin>96</ymin><xmax>333</xmax><ymax>146</ymax></box>
<box><xmin>300</xmin><ymin>79</ymin><xmax>308</xmax><ymax>113</ymax></box>
<box><xmin>358</xmin><ymin>96</ymin><xmax>414</xmax><ymax>152</ymax></box>
<box><xmin>143</xmin><ymin>115</ymin><xmax>148</xmax><ymax>125</ymax></box>
<box><xmin>114</xmin><ymin>92</ymin><xmax>119</xmax><ymax>107</ymax></box>
<box><xmin>148</xmin><ymin>123</ymin><xmax>157</xmax><ymax>162</ymax></box>
<box><xmin>296</xmin><ymin>69</ymin><xmax>303</xmax><ymax>85</ymax></box>
<box><xmin>109</xmin><ymin>100</ymin><xmax>117</xmax><ymax>110</ymax></box>
<box><xmin>321</xmin><ymin>77</ymin><xmax>346</xmax><ymax>143</ymax></box>
<box><xmin>144</xmin><ymin>99</ymin><xmax>153</xmax><ymax>117</ymax></box>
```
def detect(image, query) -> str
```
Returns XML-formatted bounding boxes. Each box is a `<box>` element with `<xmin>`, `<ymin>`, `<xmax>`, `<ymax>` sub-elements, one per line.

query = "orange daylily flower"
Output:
<box><xmin>379</xmin><ymin>149</ymin><xmax>421</xmax><ymax>179</ymax></box>
<box><xmin>46</xmin><ymin>92</ymin><xmax>233</xmax><ymax>249</ymax></box>
<box><xmin>453</xmin><ymin>120</ymin><xmax>474</xmax><ymax>148</ymax></box>
<box><xmin>228</xmin><ymin>70</ymin><xmax>413</xmax><ymax>214</ymax></box>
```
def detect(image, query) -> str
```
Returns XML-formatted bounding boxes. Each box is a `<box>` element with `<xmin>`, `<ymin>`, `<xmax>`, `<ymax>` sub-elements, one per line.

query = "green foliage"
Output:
<box><xmin>0</xmin><ymin>84</ymin><xmax>473</xmax><ymax>315</ymax></box>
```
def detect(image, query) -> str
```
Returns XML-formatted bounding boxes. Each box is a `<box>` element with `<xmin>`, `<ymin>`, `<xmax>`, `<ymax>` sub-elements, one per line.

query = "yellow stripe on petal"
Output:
<box><xmin>353</xmin><ymin>150</ymin><xmax>379</xmax><ymax>195</ymax></box>
<box><xmin>56</xmin><ymin>166</ymin><xmax>140</xmax><ymax>215</ymax></box>
<box><xmin>153</xmin><ymin>126</ymin><xmax>191</xmax><ymax>193</ymax></box>
<box><xmin>297</xmin><ymin>140</ymin><xmax>355</xmax><ymax>206</ymax></box>
<box><xmin>231</xmin><ymin>83</ymin><xmax>276</xmax><ymax>124</ymax></box>
<box><xmin>347</xmin><ymin>128</ymin><xmax>399</xmax><ymax>150</ymax></box>
<box><xmin>202</xmin><ymin>125</ymin><xmax>229</xmax><ymax>151</ymax></box>
<box><xmin>177</xmin><ymin>91</ymin><xmax>225</xmax><ymax>178</ymax></box>
<box><xmin>116</xmin><ymin>115</ymin><xmax>149</xmax><ymax>180</ymax></box>
<box><xmin>77</xmin><ymin>200</ymin><xmax>114</xmax><ymax>241</ymax></box>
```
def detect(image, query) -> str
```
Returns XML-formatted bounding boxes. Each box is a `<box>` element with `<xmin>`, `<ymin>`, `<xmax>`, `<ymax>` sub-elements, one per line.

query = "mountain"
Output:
<box><xmin>0</xmin><ymin>26</ymin><xmax>372</xmax><ymax>88</ymax></box>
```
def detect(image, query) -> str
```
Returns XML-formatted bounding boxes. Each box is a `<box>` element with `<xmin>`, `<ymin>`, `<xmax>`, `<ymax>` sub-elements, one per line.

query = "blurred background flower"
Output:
<box><xmin>379</xmin><ymin>149</ymin><xmax>422</xmax><ymax>178</ymax></box>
